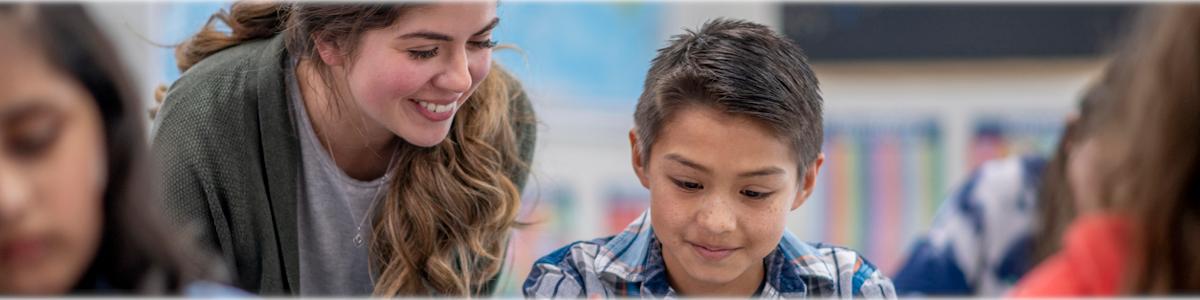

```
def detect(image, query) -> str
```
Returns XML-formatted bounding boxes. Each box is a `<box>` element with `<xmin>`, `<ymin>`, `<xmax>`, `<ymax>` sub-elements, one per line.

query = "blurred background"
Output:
<box><xmin>85</xmin><ymin>1</ymin><xmax>1138</xmax><ymax>296</ymax></box>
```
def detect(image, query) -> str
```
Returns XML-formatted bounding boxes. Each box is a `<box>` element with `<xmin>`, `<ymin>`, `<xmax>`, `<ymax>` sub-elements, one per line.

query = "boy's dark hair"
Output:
<box><xmin>633</xmin><ymin>18</ymin><xmax>823</xmax><ymax>174</ymax></box>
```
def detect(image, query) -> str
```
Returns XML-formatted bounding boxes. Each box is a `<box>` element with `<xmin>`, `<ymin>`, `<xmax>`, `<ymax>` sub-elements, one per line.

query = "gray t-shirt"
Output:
<box><xmin>289</xmin><ymin>63</ymin><xmax>390</xmax><ymax>296</ymax></box>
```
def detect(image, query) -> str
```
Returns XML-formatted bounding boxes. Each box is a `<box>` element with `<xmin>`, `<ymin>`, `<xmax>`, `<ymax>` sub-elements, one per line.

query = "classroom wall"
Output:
<box><xmin>81</xmin><ymin>1</ymin><xmax>1110</xmax><ymax>296</ymax></box>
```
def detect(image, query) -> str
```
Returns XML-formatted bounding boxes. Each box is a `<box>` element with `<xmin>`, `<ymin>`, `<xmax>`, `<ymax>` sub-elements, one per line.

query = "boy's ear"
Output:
<box><xmin>791</xmin><ymin>153</ymin><xmax>825</xmax><ymax>211</ymax></box>
<box><xmin>630</xmin><ymin>129</ymin><xmax>650</xmax><ymax>188</ymax></box>
<box><xmin>314</xmin><ymin>36</ymin><xmax>345</xmax><ymax>67</ymax></box>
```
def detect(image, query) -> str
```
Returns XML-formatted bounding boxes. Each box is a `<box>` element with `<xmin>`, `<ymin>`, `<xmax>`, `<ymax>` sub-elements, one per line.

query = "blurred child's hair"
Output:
<box><xmin>633</xmin><ymin>18</ymin><xmax>822</xmax><ymax>174</ymax></box>
<box><xmin>1033</xmin><ymin>55</ymin><xmax>1128</xmax><ymax>264</ymax></box>
<box><xmin>1095</xmin><ymin>5</ymin><xmax>1200</xmax><ymax>293</ymax></box>
<box><xmin>0</xmin><ymin>3</ymin><xmax>221</xmax><ymax>293</ymax></box>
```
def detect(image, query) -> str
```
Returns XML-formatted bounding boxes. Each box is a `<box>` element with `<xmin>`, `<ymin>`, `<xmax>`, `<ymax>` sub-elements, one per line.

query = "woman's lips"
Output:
<box><xmin>689</xmin><ymin>242</ymin><xmax>738</xmax><ymax>261</ymax></box>
<box><xmin>410</xmin><ymin>98</ymin><xmax>457</xmax><ymax>122</ymax></box>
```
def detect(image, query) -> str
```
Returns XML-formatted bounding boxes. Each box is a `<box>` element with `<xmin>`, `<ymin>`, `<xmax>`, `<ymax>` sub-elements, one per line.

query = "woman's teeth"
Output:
<box><xmin>416</xmin><ymin>100</ymin><xmax>456</xmax><ymax>113</ymax></box>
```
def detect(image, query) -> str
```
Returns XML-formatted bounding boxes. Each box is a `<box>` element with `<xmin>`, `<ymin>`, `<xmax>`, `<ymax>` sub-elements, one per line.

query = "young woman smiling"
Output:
<box><xmin>153</xmin><ymin>2</ymin><xmax>536</xmax><ymax>296</ymax></box>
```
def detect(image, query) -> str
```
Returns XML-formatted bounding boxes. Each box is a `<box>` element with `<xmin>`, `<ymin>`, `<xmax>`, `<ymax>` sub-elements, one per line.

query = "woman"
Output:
<box><xmin>153</xmin><ymin>1</ymin><xmax>537</xmax><ymax>296</ymax></box>
<box><xmin>0</xmin><ymin>3</ymin><xmax>236</xmax><ymax>295</ymax></box>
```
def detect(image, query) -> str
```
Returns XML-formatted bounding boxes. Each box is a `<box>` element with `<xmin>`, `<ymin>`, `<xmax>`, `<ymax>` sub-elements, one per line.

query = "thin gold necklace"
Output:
<box><xmin>350</xmin><ymin>144</ymin><xmax>400</xmax><ymax>248</ymax></box>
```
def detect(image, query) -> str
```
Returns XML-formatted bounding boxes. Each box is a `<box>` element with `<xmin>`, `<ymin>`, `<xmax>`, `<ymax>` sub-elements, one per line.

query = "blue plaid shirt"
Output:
<box><xmin>524</xmin><ymin>211</ymin><xmax>896</xmax><ymax>298</ymax></box>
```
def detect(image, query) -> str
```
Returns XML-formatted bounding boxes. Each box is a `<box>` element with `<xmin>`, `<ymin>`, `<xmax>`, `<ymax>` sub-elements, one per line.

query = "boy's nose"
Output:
<box><xmin>695</xmin><ymin>196</ymin><xmax>736</xmax><ymax>234</ymax></box>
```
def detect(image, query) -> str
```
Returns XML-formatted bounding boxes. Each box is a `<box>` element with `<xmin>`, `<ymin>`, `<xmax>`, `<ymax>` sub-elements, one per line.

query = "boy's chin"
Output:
<box><xmin>677</xmin><ymin>260</ymin><xmax>747</xmax><ymax>285</ymax></box>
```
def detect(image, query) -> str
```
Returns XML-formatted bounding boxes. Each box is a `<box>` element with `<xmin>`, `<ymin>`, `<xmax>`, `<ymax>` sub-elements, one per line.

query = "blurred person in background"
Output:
<box><xmin>152</xmin><ymin>1</ymin><xmax>536</xmax><ymax>296</ymax></box>
<box><xmin>891</xmin><ymin>58</ymin><xmax>1121</xmax><ymax>296</ymax></box>
<box><xmin>1011</xmin><ymin>5</ymin><xmax>1200</xmax><ymax>295</ymax></box>
<box><xmin>0</xmin><ymin>3</ymin><xmax>240</xmax><ymax>296</ymax></box>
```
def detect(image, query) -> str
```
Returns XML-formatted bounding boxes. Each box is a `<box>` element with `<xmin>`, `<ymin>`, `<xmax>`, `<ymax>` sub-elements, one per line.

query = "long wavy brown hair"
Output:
<box><xmin>1093</xmin><ymin>5</ymin><xmax>1200</xmax><ymax>294</ymax></box>
<box><xmin>171</xmin><ymin>2</ymin><xmax>529</xmax><ymax>296</ymax></box>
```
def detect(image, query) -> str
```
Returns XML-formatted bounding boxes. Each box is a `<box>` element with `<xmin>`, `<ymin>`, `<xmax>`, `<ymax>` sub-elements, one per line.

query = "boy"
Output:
<box><xmin>524</xmin><ymin>19</ymin><xmax>896</xmax><ymax>298</ymax></box>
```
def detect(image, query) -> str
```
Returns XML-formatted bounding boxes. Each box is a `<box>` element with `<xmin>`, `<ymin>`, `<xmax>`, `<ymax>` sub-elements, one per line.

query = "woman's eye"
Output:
<box><xmin>671</xmin><ymin>178</ymin><xmax>703</xmax><ymax>191</ymax></box>
<box><xmin>469</xmin><ymin>39</ymin><xmax>498</xmax><ymax>49</ymax></box>
<box><xmin>408</xmin><ymin>47</ymin><xmax>439</xmax><ymax>60</ymax></box>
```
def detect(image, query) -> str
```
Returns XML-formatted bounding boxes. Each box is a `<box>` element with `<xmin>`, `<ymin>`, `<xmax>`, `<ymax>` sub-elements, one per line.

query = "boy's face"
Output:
<box><xmin>630</xmin><ymin>104</ymin><xmax>823</xmax><ymax>295</ymax></box>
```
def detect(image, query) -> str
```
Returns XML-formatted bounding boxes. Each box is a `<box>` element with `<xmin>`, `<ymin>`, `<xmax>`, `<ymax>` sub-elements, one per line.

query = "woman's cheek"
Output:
<box><xmin>469</xmin><ymin>53</ymin><xmax>492</xmax><ymax>87</ymax></box>
<box><xmin>356</xmin><ymin>63</ymin><xmax>427</xmax><ymax>107</ymax></box>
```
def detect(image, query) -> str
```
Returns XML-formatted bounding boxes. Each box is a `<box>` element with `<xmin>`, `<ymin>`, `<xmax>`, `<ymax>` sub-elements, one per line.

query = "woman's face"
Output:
<box><xmin>0</xmin><ymin>30</ymin><xmax>108</xmax><ymax>294</ymax></box>
<box><xmin>331</xmin><ymin>2</ymin><xmax>498</xmax><ymax>147</ymax></box>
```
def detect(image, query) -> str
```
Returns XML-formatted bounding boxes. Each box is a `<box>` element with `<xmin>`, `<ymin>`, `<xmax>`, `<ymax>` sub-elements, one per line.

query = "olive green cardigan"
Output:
<box><xmin>152</xmin><ymin>35</ymin><xmax>536</xmax><ymax>295</ymax></box>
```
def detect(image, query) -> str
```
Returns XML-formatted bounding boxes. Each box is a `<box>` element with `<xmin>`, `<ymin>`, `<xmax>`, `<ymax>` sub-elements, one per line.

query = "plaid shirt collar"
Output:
<box><xmin>592</xmin><ymin>211</ymin><xmax>841</xmax><ymax>297</ymax></box>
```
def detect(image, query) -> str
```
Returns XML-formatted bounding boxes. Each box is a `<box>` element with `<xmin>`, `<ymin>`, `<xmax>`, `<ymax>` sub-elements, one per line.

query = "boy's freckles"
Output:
<box><xmin>643</xmin><ymin>104</ymin><xmax>803</xmax><ymax>294</ymax></box>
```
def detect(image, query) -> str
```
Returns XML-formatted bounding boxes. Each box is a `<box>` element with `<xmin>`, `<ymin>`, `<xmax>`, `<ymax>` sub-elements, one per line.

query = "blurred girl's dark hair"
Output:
<box><xmin>0</xmin><ymin>3</ymin><xmax>223</xmax><ymax>294</ymax></box>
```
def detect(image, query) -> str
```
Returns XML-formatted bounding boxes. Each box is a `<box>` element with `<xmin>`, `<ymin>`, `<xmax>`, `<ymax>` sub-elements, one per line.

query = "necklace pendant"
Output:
<box><xmin>353</xmin><ymin>233</ymin><xmax>365</xmax><ymax>247</ymax></box>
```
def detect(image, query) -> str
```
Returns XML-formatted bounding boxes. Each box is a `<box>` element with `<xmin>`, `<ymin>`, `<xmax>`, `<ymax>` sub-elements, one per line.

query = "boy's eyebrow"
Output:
<box><xmin>664</xmin><ymin>154</ymin><xmax>711</xmax><ymax>174</ymax></box>
<box><xmin>738</xmin><ymin>167</ymin><xmax>785</xmax><ymax>178</ymax></box>
<box><xmin>665</xmin><ymin>154</ymin><xmax>785</xmax><ymax>177</ymax></box>
<box><xmin>398</xmin><ymin>18</ymin><xmax>500</xmax><ymax>42</ymax></box>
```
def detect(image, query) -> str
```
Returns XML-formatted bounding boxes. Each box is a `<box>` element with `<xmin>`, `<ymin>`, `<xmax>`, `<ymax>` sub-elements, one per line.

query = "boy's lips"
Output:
<box><xmin>688</xmin><ymin>242</ymin><xmax>739</xmax><ymax>261</ymax></box>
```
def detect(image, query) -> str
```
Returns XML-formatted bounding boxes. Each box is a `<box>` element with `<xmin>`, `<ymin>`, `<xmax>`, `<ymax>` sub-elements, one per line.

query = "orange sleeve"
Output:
<box><xmin>1009</xmin><ymin>215</ymin><xmax>1128</xmax><ymax>297</ymax></box>
<box><xmin>1009</xmin><ymin>254</ymin><xmax>1085</xmax><ymax>297</ymax></box>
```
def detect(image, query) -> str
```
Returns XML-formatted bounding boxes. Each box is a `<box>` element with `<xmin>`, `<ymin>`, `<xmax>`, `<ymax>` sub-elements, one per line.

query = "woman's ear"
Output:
<box><xmin>314</xmin><ymin>36</ymin><xmax>345</xmax><ymax>67</ymax></box>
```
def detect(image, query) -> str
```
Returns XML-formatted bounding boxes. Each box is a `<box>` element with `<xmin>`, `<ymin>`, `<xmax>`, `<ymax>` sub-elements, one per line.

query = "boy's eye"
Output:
<box><xmin>740</xmin><ymin>189</ymin><xmax>772</xmax><ymax>199</ymax></box>
<box><xmin>469</xmin><ymin>39</ymin><xmax>498</xmax><ymax>49</ymax></box>
<box><xmin>671</xmin><ymin>178</ymin><xmax>703</xmax><ymax>191</ymax></box>
<box><xmin>409</xmin><ymin>47</ymin><xmax>439</xmax><ymax>60</ymax></box>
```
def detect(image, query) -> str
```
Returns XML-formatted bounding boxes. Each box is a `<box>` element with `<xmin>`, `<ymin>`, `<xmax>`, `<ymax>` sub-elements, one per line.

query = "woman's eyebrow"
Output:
<box><xmin>399</xmin><ymin>31</ymin><xmax>452</xmax><ymax>42</ymax></box>
<box><xmin>473</xmin><ymin>17</ymin><xmax>500</xmax><ymax>36</ymax></box>
<box><xmin>397</xmin><ymin>17</ymin><xmax>500</xmax><ymax>42</ymax></box>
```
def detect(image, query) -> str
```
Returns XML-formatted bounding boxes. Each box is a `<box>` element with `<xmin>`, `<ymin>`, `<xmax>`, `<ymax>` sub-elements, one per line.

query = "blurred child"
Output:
<box><xmin>892</xmin><ymin>61</ymin><xmax>1120</xmax><ymax>296</ymax></box>
<box><xmin>523</xmin><ymin>18</ymin><xmax>895</xmax><ymax>298</ymax></box>
<box><xmin>0</xmin><ymin>4</ymin><xmax>238</xmax><ymax>295</ymax></box>
<box><xmin>1011</xmin><ymin>5</ymin><xmax>1200</xmax><ymax>296</ymax></box>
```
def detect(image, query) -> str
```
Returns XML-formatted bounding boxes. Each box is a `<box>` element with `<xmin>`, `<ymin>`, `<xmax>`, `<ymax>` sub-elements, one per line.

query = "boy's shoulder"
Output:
<box><xmin>523</xmin><ymin>212</ymin><xmax>896</xmax><ymax>298</ymax></box>
<box><xmin>767</xmin><ymin>234</ymin><xmax>897</xmax><ymax>298</ymax></box>
<box><xmin>522</xmin><ymin>236</ymin><xmax>616</xmax><ymax>298</ymax></box>
<box><xmin>523</xmin><ymin>214</ymin><xmax>657</xmax><ymax>298</ymax></box>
